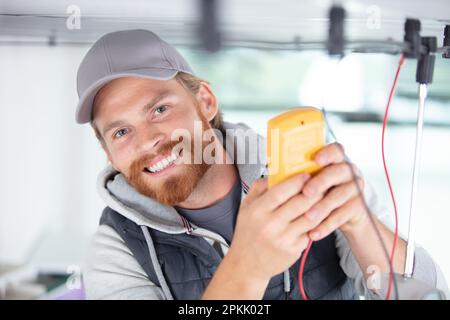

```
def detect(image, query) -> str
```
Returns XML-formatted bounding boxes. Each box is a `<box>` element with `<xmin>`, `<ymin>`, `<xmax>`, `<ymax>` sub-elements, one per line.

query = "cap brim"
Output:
<box><xmin>76</xmin><ymin>68</ymin><xmax>178</xmax><ymax>124</ymax></box>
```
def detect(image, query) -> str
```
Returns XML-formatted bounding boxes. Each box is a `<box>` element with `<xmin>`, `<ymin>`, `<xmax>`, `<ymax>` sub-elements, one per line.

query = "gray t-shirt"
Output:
<box><xmin>175</xmin><ymin>180</ymin><xmax>242</xmax><ymax>244</ymax></box>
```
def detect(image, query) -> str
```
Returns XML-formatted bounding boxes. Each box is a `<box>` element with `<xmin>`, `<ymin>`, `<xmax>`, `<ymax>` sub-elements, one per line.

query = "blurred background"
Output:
<box><xmin>0</xmin><ymin>0</ymin><xmax>449</xmax><ymax>299</ymax></box>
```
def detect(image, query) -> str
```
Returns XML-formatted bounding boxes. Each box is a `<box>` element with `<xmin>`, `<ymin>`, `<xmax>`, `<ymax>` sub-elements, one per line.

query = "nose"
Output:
<box><xmin>134</xmin><ymin>125</ymin><xmax>166</xmax><ymax>156</ymax></box>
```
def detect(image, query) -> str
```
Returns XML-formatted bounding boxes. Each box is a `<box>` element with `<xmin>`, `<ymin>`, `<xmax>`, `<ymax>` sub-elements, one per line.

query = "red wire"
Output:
<box><xmin>381</xmin><ymin>54</ymin><xmax>405</xmax><ymax>300</ymax></box>
<box><xmin>298</xmin><ymin>239</ymin><xmax>313</xmax><ymax>300</ymax></box>
<box><xmin>298</xmin><ymin>54</ymin><xmax>405</xmax><ymax>301</ymax></box>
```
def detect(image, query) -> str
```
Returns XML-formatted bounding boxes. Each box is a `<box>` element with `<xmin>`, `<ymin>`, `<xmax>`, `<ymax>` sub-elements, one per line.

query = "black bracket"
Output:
<box><xmin>442</xmin><ymin>25</ymin><xmax>450</xmax><ymax>59</ymax></box>
<box><xmin>199</xmin><ymin>0</ymin><xmax>222</xmax><ymax>52</ymax></box>
<box><xmin>403</xmin><ymin>18</ymin><xmax>422</xmax><ymax>58</ymax></box>
<box><xmin>327</xmin><ymin>5</ymin><xmax>346</xmax><ymax>57</ymax></box>
<box><xmin>416</xmin><ymin>36</ymin><xmax>437</xmax><ymax>84</ymax></box>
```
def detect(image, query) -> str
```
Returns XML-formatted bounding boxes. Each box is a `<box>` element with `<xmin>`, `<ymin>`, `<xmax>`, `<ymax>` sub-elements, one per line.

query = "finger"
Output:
<box><xmin>245</xmin><ymin>177</ymin><xmax>268</xmax><ymax>202</ymax></box>
<box><xmin>304</xmin><ymin>179</ymin><xmax>363</xmax><ymax>223</ymax></box>
<box><xmin>308</xmin><ymin>197</ymin><xmax>363</xmax><ymax>241</ymax></box>
<box><xmin>314</xmin><ymin>142</ymin><xmax>346</xmax><ymax>166</ymax></box>
<box><xmin>276</xmin><ymin>191</ymin><xmax>323</xmax><ymax>223</ymax></box>
<box><xmin>303</xmin><ymin>162</ymin><xmax>361</xmax><ymax>197</ymax></box>
<box><xmin>291</xmin><ymin>234</ymin><xmax>311</xmax><ymax>254</ymax></box>
<box><xmin>260</xmin><ymin>173</ymin><xmax>311</xmax><ymax>211</ymax></box>
<box><xmin>284</xmin><ymin>212</ymin><xmax>319</xmax><ymax>240</ymax></box>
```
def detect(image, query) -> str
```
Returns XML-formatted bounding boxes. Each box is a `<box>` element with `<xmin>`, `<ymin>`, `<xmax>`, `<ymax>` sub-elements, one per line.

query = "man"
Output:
<box><xmin>78</xmin><ymin>29</ymin><xmax>448</xmax><ymax>299</ymax></box>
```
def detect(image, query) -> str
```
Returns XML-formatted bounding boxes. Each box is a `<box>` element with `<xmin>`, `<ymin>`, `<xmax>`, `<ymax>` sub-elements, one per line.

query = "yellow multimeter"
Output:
<box><xmin>267</xmin><ymin>107</ymin><xmax>326</xmax><ymax>187</ymax></box>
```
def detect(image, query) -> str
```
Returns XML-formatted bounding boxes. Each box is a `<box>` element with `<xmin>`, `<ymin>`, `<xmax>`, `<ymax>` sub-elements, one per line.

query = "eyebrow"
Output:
<box><xmin>101</xmin><ymin>90</ymin><xmax>172</xmax><ymax>137</ymax></box>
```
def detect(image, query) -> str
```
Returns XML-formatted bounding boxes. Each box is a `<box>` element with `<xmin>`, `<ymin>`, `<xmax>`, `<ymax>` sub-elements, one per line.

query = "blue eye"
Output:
<box><xmin>155</xmin><ymin>105</ymin><xmax>168</xmax><ymax>115</ymax></box>
<box><xmin>114</xmin><ymin>128</ymin><xmax>129</xmax><ymax>139</ymax></box>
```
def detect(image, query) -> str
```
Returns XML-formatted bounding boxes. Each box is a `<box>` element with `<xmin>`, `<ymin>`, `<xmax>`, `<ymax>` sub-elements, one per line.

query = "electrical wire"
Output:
<box><xmin>298</xmin><ymin>239</ymin><xmax>313</xmax><ymax>300</ymax></box>
<box><xmin>297</xmin><ymin>54</ymin><xmax>404</xmax><ymax>300</ymax></box>
<box><xmin>381</xmin><ymin>53</ymin><xmax>405</xmax><ymax>299</ymax></box>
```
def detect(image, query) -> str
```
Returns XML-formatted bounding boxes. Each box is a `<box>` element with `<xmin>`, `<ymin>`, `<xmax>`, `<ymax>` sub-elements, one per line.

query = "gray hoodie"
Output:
<box><xmin>83</xmin><ymin>121</ymin><xmax>449</xmax><ymax>300</ymax></box>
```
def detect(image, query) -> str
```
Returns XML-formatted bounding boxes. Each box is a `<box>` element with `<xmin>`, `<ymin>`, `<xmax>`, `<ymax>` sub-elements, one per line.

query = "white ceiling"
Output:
<box><xmin>0</xmin><ymin>0</ymin><xmax>448</xmax><ymax>48</ymax></box>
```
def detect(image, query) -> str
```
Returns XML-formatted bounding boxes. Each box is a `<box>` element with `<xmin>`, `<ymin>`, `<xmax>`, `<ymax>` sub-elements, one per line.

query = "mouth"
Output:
<box><xmin>143</xmin><ymin>148</ymin><xmax>182</xmax><ymax>175</ymax></box>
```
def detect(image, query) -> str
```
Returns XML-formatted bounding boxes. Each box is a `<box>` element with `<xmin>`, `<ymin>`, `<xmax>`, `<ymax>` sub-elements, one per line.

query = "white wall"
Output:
<box><xmin>0</xmin><ymin>44</ymin><xmax>106</xmax><ymax>269</ymax></box>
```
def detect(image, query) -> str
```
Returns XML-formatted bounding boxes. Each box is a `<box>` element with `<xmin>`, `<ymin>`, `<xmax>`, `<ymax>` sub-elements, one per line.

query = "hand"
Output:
<box><xmin>301</xmin><ymin>143</ymin><xmax>369</xmax><ymax>241</ymax></box>
<box><xmin>227</xmin><ymin>173</ymin><xmax>324</xmax><ymax>282</ymax></box>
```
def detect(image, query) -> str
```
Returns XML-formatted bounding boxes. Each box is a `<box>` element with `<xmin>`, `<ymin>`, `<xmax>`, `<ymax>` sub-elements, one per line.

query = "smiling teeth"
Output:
<box><xmin>147</xmin><ymin>153</ymin><xmax>177</xmax><ymax>173</ymax></box>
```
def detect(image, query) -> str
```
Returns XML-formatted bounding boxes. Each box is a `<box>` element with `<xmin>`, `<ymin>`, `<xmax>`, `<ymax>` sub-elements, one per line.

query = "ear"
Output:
<box><xmin>195</xmin><ymin>82</ymin><xmax>218</xmax><ymax>122</ymax></box>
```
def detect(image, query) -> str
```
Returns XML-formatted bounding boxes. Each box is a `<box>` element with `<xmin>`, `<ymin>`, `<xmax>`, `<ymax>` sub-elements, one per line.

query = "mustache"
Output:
<box><xmin>128</xmin><ymin>140</ymin><xmax>183</xmax><ymax>178</ymax></box>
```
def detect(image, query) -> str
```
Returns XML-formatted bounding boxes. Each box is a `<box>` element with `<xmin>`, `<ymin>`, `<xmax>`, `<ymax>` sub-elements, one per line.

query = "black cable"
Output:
<box><xmin>321</xmin><ymin>106</ymin><xmax>400</xmax><ymax>300</ymax></box>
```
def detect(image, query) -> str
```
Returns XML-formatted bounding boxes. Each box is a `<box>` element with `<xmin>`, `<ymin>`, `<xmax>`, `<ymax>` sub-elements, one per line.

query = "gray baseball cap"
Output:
<box><xmin>76</xmin><ymin>29</ymin><xmax>194</xmax><ymax>124</ymax></box>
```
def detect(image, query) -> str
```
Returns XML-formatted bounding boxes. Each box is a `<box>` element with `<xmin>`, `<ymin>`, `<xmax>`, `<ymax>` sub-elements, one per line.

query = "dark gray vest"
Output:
<box><xmin>100</xmin><ymin>207</ymin><xmax>356</xmax><ymax>300</ymax></box>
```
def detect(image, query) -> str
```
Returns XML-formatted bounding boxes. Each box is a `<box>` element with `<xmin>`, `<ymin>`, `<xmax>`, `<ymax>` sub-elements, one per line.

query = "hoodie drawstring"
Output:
<box><xmin>141</xmin><ymin>225</ymin><xmax>174</xmax><ymax>300</ymax></box>
<box><xmin>284</xmin><ymin>270</ymin><xmax>291</xmax><ymax>300</ymax></box>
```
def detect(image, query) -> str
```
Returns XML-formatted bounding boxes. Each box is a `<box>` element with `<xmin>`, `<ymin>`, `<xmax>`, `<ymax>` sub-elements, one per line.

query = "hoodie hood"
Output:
<box><xmin>96</xmin><ymin>121</ymin><xmax>267</xmax><ymax>234</ymax></box>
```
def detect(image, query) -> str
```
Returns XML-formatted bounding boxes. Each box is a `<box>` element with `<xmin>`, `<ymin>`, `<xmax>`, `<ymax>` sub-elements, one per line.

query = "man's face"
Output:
<box><xmin>92</xmin><ymin>76</ymin><xmax>216</xmax><ymax>206</ymax></box>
